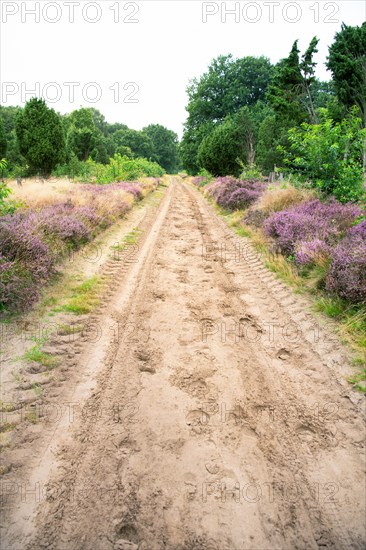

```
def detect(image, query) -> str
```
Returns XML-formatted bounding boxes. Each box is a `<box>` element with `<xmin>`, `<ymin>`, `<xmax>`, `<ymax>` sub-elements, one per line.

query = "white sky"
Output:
<box><xmin>0</xmin><ymin>1</ymin><xmax>365</xmax><ymax>138</ymax></box>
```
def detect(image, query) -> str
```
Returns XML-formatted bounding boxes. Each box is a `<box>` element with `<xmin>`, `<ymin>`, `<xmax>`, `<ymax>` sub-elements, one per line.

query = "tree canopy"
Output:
<box><xmin>327</xmin><ymin>22</ymin><xmax>366</xmax><ymax>127</ymax></box>
<box><xmin>181</xmin><ymin>54</ymin><xmax>274</xmax><ymax>173</ymax></box>
<box><xmin>15</xmin><ymin>98</ymin><xmax>65</xmax><ymax>176</ymax></box>
<box><xmin>267</xmin><ymin>37</ymin><xmax>319</xmax><ymax>124</ymax></box>
<box><xmin>179</xmin><ymin>25</ymin><xmax>365</xmax><ymax>197</ymax></box>
<box><xmin>66</xmin><ymin>108</ymin><xmax>98</xmax><ymax>162</ymax></box>
<box><xmin>143</xmin><ymin>124</ymin><xmax>179</xmax><ymax>173</ymax></box>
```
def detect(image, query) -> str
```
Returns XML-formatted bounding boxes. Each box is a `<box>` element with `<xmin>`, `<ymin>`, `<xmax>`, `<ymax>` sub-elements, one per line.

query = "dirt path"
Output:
<box><xmin>1</xmin><ymin>178</ymin><xmax>365</xmax><ymax>549</ymax></box>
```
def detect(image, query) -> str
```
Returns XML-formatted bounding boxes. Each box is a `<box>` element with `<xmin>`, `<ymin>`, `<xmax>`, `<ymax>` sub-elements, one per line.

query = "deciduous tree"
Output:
<box><xmin>181</xmin><ymin>54</ymin><xmax>274</xmax><ymax>172</ymax></box>
<box><xmin>143</xmin><ymin>124</ymin><xmax>179</xmax><ymax>172</ymax></box>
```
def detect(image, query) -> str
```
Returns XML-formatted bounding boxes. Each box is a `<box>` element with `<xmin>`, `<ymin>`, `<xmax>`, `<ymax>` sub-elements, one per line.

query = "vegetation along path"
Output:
<box><xmin>1</xmin><ymin>178</ymin><xmax>365</xmax><ymax>549</ymax></box>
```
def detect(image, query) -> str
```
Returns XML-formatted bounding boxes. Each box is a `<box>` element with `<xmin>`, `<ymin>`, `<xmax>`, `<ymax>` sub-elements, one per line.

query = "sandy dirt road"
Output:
<box><xmin>1</xmin><ymin>178</ymin><xmax>365</xmax><ymax>549</ymax></box>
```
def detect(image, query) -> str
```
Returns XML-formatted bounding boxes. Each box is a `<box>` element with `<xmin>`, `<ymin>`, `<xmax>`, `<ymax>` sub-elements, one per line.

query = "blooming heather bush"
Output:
<box><xmin>70</xmin><ymin>205</ymin><xmax>101</xmax><ymax>227</ymax></box>
<box><xmin>205</xmin><ymin>177</ymin><xmax>266</xmax><ymax>211</ymax></box>
<box><xmin>242</xmin><ymin>208</ymin><xmax>268</xmax><ymax>229</ymax></box>
<box><xmin>204</xmin><ymin>176</ymin><xmax>237</xmax><ymax>200</ymax></box>
<box><xmin>0</xmin><ymin>255</ymin><xmax>34</xmax><ymax>312</ymax></box>
<box><xmin>38</xmin><ymin>206</ymin><xmax>91</xmax><ymax>246</ymax></box>
<box><xmin>0</xmin><ymin>214</ymin><xmax>53</xmax><ymax>282</ymax></box>
<box><xmin>0</xmin><ymin>207</ymin><xmax>92</xmax><ymax>312</ymax></box>
<box><xmin>348</xmin><ymin>219</ymin><xmax>366</xmax><ymax>240</ymax></box>
<box><xmin>224</xmin><ymin>186</ymin><xmax>265</xmax><ymax>210</ymax></box>
<box><xmin>326</xmin><ymin>221</ymin><xmax>366</xmax><ymax>303</ymax></box>
<box><xmin>116</xmin><ymin>182</ymin><xmax>143</xmax><ymax>200</ymax></box>
<box><xmin>0</xmin><ymin>178</ymin><xmax>160</xmax><ymax>314</ymax></box>
<box><xmin>264</xmin><ymin>199</ymin><xmax>361</xmax><ymax>256</ymax></box>
<box><xmin>295</xmin><ymin>239</ymin><xmax>331</xmax><ymax>267</ymax></box>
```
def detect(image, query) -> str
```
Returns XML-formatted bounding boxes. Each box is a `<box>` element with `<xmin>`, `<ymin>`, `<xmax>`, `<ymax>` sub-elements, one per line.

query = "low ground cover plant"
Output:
<box><xmin>204</xmin><ymin>176</ymin><xmax>267</xmax><ymax>211</ymax></box>
<box><xmin>0</xmin><ymin>178</ymin><xmax>160</xmax><ymax>315</ymax></box>
<box><xmin>197</xmin><ymin>175</ymin><xmax>366</xmax><ymax>307</ymax></box>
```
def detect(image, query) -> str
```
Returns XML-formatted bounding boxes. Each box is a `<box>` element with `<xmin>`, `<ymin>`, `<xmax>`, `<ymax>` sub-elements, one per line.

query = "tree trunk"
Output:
<box><xmin>248</xmin><ymin>138</ymin><xmax>255</xmax><ymax>167</ymax></box>
<box><xmin>304</xmin><ymin>82</ymin><xmax>318</xmax><ymax>124</ymax></box>
<box><xmin>245</xmin><ymin>131</ymin><xmax>256</xmax><ymax>168</ymax></box>
<box><xmin>343</xmin><ymin>141</ymin><xmax>350</xmax><ymax>163</ymax></box>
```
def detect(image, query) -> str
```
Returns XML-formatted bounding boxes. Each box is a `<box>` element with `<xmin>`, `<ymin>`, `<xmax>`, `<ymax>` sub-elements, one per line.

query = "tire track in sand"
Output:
<box><xmin>2</xmin><ymin>178</ymin><xmax>365</xmax><ymax>550</ymax></box>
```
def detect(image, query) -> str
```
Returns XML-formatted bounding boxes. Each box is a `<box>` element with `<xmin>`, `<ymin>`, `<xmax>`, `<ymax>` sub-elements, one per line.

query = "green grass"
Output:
<box><xmin>56</xmin><ymin>275</ymin><xmax>101</xmax><ymax>314</ymax></box>
<box><xmin>348</xmin><ymin>368</ymin><xmax>366</xmax><ymax>392</ymax></box>
<box><xmin>314</xmin><ymin>299</ymin><xmax>366</xmax><ymax>356</ymax></box>
<box><xmin>111</xmin><ymin>227</ymin><xmax>143</xmax><ymax>254</ymax></box>
<box><xmin>300</xmin><ymin>262</ymin><xmax>330</xmax><ymax>292</ymax></box>
<box><xmin>235</xmin><ymin>224</ymin><xmax>252</xmax><ymax>238</ymax></box>
<box><xmin>313</xmin><ymin>296</ymin><xmax>346</xmax><ymax>318</ymax></box>
<box><xmin>24</xmin><ymin>345</ymin><xmax>59</xmax><ymax>369</ymax></box>
<box><xmin>124</xmin><ymin>227</ymin><xmax>142</xmax><ymax>244</ymax></box>
<box><xmin>343</xmin><ymin>308</ymin><xmax>366</xmax><ymax>336</ymax></box>
<box><xmin>264</xmin><ymin>255</ymin><xmax>305</xmax><ymax>291</ymax></box>
<box><xmin>41</xmin><ymin>296</ymin><xmax>58</xmax><ymax>307</ymax></box>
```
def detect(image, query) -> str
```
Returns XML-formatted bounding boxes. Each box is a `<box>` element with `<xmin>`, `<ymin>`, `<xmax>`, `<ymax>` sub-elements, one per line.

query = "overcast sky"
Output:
<box><xmin>0</xmin><ymin>1</ymin><xmax>365</xmax><ymax>137</ymax></box>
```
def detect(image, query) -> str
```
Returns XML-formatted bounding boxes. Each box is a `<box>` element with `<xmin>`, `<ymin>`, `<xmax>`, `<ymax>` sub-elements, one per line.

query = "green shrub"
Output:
<box><xmin>54</xmin><ymin>154</ymin><xmax>165</xmax><ymax>183</ymax></box>
<box><xmin>281</xmin><ymin>108</ymin><xmax>366</xmax><ymax>203</ymax></box>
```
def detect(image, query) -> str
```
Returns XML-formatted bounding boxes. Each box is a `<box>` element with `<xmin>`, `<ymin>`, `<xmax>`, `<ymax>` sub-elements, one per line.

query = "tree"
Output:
<box><xmin>181</xmin><ymin>54</ymin><xmax>274</xmax><ymax>172</ymax></box>
<box><xmin>327</xmin><ymin>22</ymin><xmax>366</xmax><ymax>175</ymax></box>
<box><xmin>300</xmin><ymin>36</ymin><xmax>320</xmax><ymax>122</ymax></box>
<box><xmin>197</xmin><ymin>117</ymin><xmax>246</xmax><ymax>177</ymax></box>
<box><xmin>143</xmin><ymin>124</ymin><xmax>179</xmax><ymax>172</ymax></box>
<box><xmin>0</xmin><ymin>106</ymin><xmax>26</xmax><ymax>169</ymax></box>
<box><xmin>281</xmin><ymin>108</ymin><xmax>365</xmax><ymax>202</ymax></box>
<box><xmin>267</xmin><ymin>37</ymin><xmax>319</xmax><ymax>124</ymax></box>
<box><xmin>0</xmin><ymin>160</ymin><xmax>12</xmax><ymax>214</ymax></box>
<box><xmin>88</xmin><ymin>108</ymin><xmax>108</xmax><ymax>135</ymax></box>
<box><xmin>267</xmin><ymin>41</ymin><xmax>304</xmax><ymax>123</ymax></box>
<box><xmin>180</xmin><ymin>121</ymin><xmax>214</xmax><ymax>175</ymax></box>
<box><xmin>234</xmin><ymin>104</ymin><xmax>271</xmax><ymax>168</ymax></box>
<box><xmin>327</xmin><ymin>22</ymin><xmax>366</xmax><ymax>124</ymax></box>
<box><xmin>111</xmin><ymin>128</ymin><xmax>154</xmax><ymax>159</ymax></box>
<box><xmin>104</xmin><ymin>122</ymin><xmax>129</xmax><ymax>136</ymax></box>
<box><xmin>186</xmin><ymin>55</ymin><xmax>274</xmax><ymax>127</ymax></box>
<box><xmin>311</xmin><ymin>80</ymin><xmax>345</xmax><ymax>120</ymax></box>
<box><xmin>15</xmin><ymin>98</ymin><xmax>65</xmax><ymax>176</ymax></box>
<box><xmin>197</xmin><ymin>103</ymin><xmax>268</xmax><ymax>176</ymax></box>
<box><xmin>256</xmin><ymin>114</ymin><xmax>284</xmax><ymax>172</ymax></box>
<box><xmin>259</xmin><ymin>37</ymin><xmax>321</xmax><ymax>173</ymax></box>
<box><xmin>0</xmin><ymin>118</ymin><xmax>7</xmax><ymax>159</ymax></box>
<box><xmin>0</xmin><ymin>106</ymin><xmax>21</xmax><ymax>135</ymax></box>
<box><xmin>66</xmin><ymin>108</ymin><xmax>98</xmax><ymax>162</ymax></box>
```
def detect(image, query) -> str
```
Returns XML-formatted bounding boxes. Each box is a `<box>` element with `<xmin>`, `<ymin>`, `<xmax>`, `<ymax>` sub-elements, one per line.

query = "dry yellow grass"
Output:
<box><xmin>8</xmin><ymin>177</ymin><xmax>145</xmax><ymax>212</ymax></box>
<box><xmin>257</xmin><ymin>184</ymin><xmax>315</xmax><ymax>214</ymax></box>
<box><xmin>9</xmin><ymin>177</ymin><xmax>74</xmax><ymax>208</ymax></box>
<box><xmin>237</xmin><ymin>220</ymin><xmax>305</xmax><ymax>290</ymax></box>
